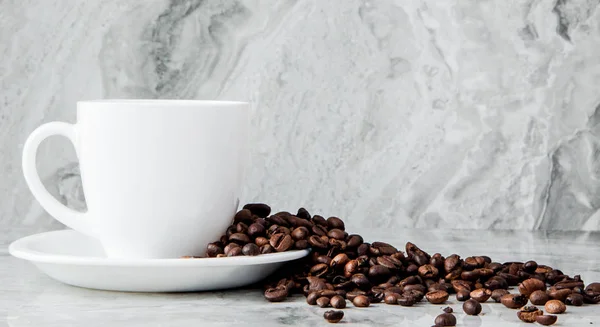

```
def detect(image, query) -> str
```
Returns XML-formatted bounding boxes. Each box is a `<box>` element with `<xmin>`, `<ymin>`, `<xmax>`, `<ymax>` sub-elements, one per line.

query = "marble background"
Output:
<box><xmin>2</xmin><ymin>0</ymin><xmax>600</xmax><ymax>239</ymax></box>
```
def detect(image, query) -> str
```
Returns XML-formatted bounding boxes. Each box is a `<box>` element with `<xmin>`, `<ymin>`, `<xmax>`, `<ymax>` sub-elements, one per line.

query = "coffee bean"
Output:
<box><xmin>586</xmin><ymin>282</ymin><xmax>600</xmax><ymax>293</ymax></box>
<box><xmin>376</xmin><ymin>255</ymin><xmax>403</xmax><ymax>270</ymax></box>
<box><xmin>306</xmin><ymin>292</ymin><xmax>319</xmax><ymax>305</ymax></box>
<box><xmin>291</xmin><ymin>226</ymin><xmax>309</xmax><ymax>240</ymax></box>
<box><xmin>229</xmin><ymin>233</ymin><xmax>251</xmax><ymax>244</ymax></box>
<box><xmin>247</xmin><ymin>223</ymin><xmax>265</xmax><ymax>238</ymax></box>
<box><xmin>463</xmin><ymin>299</ymin><xmax>482</xmax><ymax>315</ymax></box>
<box><xmin>370</xmin><ymin>242</ymin><xmax>397</xmax><ymax>256</ymax></box>
<box><xmin>428</xmin><ymin>283</ymin><xmax>449</xmax><ymax>293</ymax></box>
<box><xmin>346</xmin><ymin>290</ymin><xmax>366</xmax><ymax>301</ymax></box>
<box><xmin>430</xmin><ymin>253</ymin><xmax>445</xmax><ymax>269</ymax></box>
<box><xmin>330</xmin><ymin>295</ymin><xmax>346</xmax><ymax>309</ymax></box>
<box><xmin>346</xmin><ymin>234</ymin><xmax>363</xmax><ymax>248</ymax></box>
<box><xmin>311</xmin><ymin>215</ymin><xmax>327</xmax><ymax>226</ymax></box>
<box><xmin>425</xmin><ymin>290</ymin><xmax>449</xmax><ymax>304</ymax></box>
<box><xmin>254</xmin><ymin>236</ymin><xmax>269</xmax><ymax>247</ymax></box>
<box><xmin>484</xmin><ymin>276</ymin><xmax>508</xmax><ymax>290</ymax></box>
<box><xmin>444</xmin><ymin>254</ymin><xmax>461</xmax><ymax>272</ymax></box>
<box><xmin>548</xmin><ymin>287</ymin><xmax>571</xmax><ymax>302</ymax></box>
<box><xmin>227</xmin><ymin>246</ymin><xmax>242</xmax><ymax>256</ymax></box>
<box><xmin>519</xmin><ymin>278</ymin><xmax>546</xmax><ymax>297</ymax></box>
<box><xmin>518</xmin><ymin>305</ymin><xmax>543</xmax><ymax>323</ymax></box>
<box><xmin>463</xmin><ymin>256</ymin><xmax>482</xmax><ymax>270</ymax></box>
<box><xmin>331</xmin><ymin>253</ymin><xmax>350</xmax><ymax>269</ymax></box>
<box><xmin>296</xmin><ymin>207</ymin><xmax>311</xmax><ymax>220</ymax></box>
<box><xmin>206</xmin><ymin>243</ymin><xmax>224</xmax><ymax>257</ymax></box>
<box><xmin>404</xmin><ymin>284</ymin><xmax>427</xmax><ymax>294</ymax></box>
<box><xmin>456</xmin><ymin>290</ymin><xmax>470</xmax><ymax>301</ymax></box>
<box><xmin>260</xmin><ymin>244</ymin><xmax>274</xmax><ymax>254</ymax></box>
<box><xmin>224</xmin><ymin>243</ymin><xmax>240</xmax><ymax>254</ymax></box>
<box><xmin>536</xmin><ymin>315</ymin><xmax>558</xmax><ymax>326</ymax></box>
<box><xmin>233</xmin><ymin>209</ymin><xmax>253</xmax><ymax>223</ymax></box>
<box><xmin>268</xmin><ymin>215</ymin><xmax>288</xmax><ymax>227</ymax></box>
<box><xmin>368</xmin><ymin>265</ymin><xmax>391</xmax><ymax>280</ymax></box>
<box><xmin>451</xmin><ymin>280</ymin><xmax>472</xmax><ymax>293</ymax></box>
<box><xmin>460</xmin><ymin>270</ymin><xmax>480</xmax><ymax>281</ymax></box>
<box><xmin>329</xmin><ymin>238</ymin><xmax>347</xmax><ymax>250</ymax></box>
<box><xmin>418</xmin><ymin>264</ymin><xmax>439</xmax><ymax>279</ymax></box>
<box><xmin>554</xmin><ymin>280</ymin><xmax>584</xmax><ymax>290</ymax></box>
<box><xmin>308</xmin><ymin>235</ymin><xmax>328</xmax><ymax>249</ymax></box>
<box><xmin>501</xmin><ymin>294</ymin><xmax>528</xmax><ymax>309</ymax></box>
<box><xmin>327</xmin><ymin>217</ymin><xmax>345</xmax><ymax>230</ymax></box>
<box><xmin>327</xmin><ymin>228</ymin><xmax>345</xmax><ymax>240</ymax></box>
<box><xmin>243</xmin><ymin>203</ymin><xmax>271</xmax><ymax>218</ymax></box>
<box><xmin>352</xmin><ymin>295</ymin><xmax>370</xmax><ymax>307</ymax></box>
<box><xmin>442</xmin><ymin>306</ymin><xmax>453</xmax><ymax>313</ymax></box>
<box><xmin>323</xmin><ymin>310</ymin><xmax>344</xmax><ymax>323</ymax></box>
<box><xmin>295</xmin><ymin>239</ymin><xmax>309</xmax><ymax>249</ymax></box>
<box><xmin>545</xmin><ymin>300</ymin><xmax>566</xmax><ymax>314</ymax></box>
<box><xmin>565</xmin><ymin>293</ymin><xmax>584</xmax><ymax>306</ymax></box>
<box><xmin>470</xmin><ymin>288</ymin><xmax>492</xmax><ymax>303</ymax></box>
<box><xmin>242</xmin><ymin>243</ymin><xmax>260</xmax><ymax>256</ymax></box>
<box><xmin>491</xmin><ymin>289</ymin><xmax>510</xmax><ymax>303</ymax></box>
<box><xmin>434</xmin><ymin>313</ymin><xmax>456</xmax><ymax>326</ymax></box>
<box><xmin>317</xmin><ymin>296</ymin><xmax>330</xmax><ymax>308</ymax></box>
<box><xmin>270</xmin><ymin>233</ymin><xmax>293</xmax><ymax>252</ymax></box>
<box><xmin>523</xmin><ymin>260</ymin><xmax>538</xmax><ymax>273</ymax></box>
<box><xmin>264</xmin><ymin>286</ymin><xmax>288</xmax><ymax>302</ymax></box>
<box><xmin>310</xmin><ymin>263</ymin><xmax>329</xmax><ymax>277</ymax></box>
<box><xmin>351</xmin><ymin>273</ymin><xmax>371</xmax><ymax>290</ymax></box>
<box><xmin>397</xmin><ymin>295</ymin><xmax>416</xmax><ymax>306</ymax></box>
<box><xmin>234</xmin><ymin>222</ymin><xmax>248</xmax><ymax>234</ymax></box>
<box><xmin>384</xmin><ymin>292</ymin><xmax>400</xmax><ymax>304</ymax></box>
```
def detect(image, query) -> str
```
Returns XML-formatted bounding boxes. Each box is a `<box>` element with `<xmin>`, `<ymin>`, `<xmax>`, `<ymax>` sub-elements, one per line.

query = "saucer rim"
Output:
<box><xmin>9</xmin><ymin>230</ymin><xmax>310</xmax><ymax>267</ymax></box>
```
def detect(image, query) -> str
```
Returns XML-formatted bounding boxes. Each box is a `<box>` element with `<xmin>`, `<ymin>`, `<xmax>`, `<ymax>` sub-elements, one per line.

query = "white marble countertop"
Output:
<box><xmin>2</xmin><ymin>229</ymin><xmax>600</xmax><ymax>327</ymax></box>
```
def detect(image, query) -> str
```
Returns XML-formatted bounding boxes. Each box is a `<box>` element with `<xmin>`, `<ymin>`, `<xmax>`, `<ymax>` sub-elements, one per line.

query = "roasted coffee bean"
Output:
<box><xmin>347</xmin><ymin>234</ymin><xmax>363</xmax><ymax>248</ymax></box>
<box><xmin>260</xmin><ymin>244</ymin><xmax>274</xmax><ymax>254</ymax></box>
<box><xmin>430</xmin><ymin>253</ymin><xmax>445</xmax><ymax>269</ymax></box>
<box><xmin>310</xmin><ymin>263</ymin><xmax>329</xmax><ymax>277</ymax></box>
<box><xmin>368</xmin><ymin>265</ymin><xmax>391</xmax><ymax>280</ymax></box>
<box><xmin>463</xmin><ymin>256</ymin><xmax>482</xmax><ymax>271</ymax></box>
<box><xmin>536</xmin><ymin>315</ymin><xmax>558</xmax><ymax>326</ymax></box>
<box><xmin>308</xmin><ymin>235</ymin><xmax>328</xmax><ymax>249</ymax></box>
<box><xmin>268</xmin><ymin>215</ymin><xmax>288</xmax><ymax>227</ymax></box>
<box><xmin>484</xmin><ymin>276</ymin><xmax>508</xmax><ymax>290</ymax></box>
<box><xmin>296</xmin><ymin>207</ymin><xmax>311</xmax><ymax>220</ymax></box>
<box><xmin>270</xmin><ymin>233</ymin><xmax>293</xmax><ymax>252</ymax></box>
<box><xmin>306</xmin><ymin>292</ymin><xmax>319</xmax><ymax>305</ymax></box>
<box><xmin>444</xmin><ymin>254</ymin><xmax>461</xmax><ymax>272</ymax></box>
<box><xmin>463</xmin><ymin>299</ymin><xmax>482</xmax><ymax>315</ymax></box>
<box><xmin>470</xmin><ymin>288</ymin><xmax>492</xmax><ymax>303</ymax></box>
<box><xmin>329</xmin><ymin>238</ymin><xmax>347</xmax><ymax>250</ymax></box>
<box><xmin>547</xmin><ymin>287</ymin><xmax>571</xmax><ymax>302</ymax></box>
<box><xmin>584</xmin><ymin>290</ymin><xmax>600</xmax><ymax>304</ymax></box>
<box><xmin>224</xmin><ymin>243</ymin><xmax>240</xmax><ymax>254</ymax></box>
<box><xmin>443</xmin><ymin>306</ymin><xmax>453</xmax><ymax>313</ymax></box>
<box><xmin>264</xmin><ymin>286</ymin><xmax>288</xmax><ymax>302</ymax></box>
<box><xmin>352</xmin><ymin>295</ymin><xmax>370</xmax><ymax>307</ymax></box>
<box><xmin>491</xmin><ymin>289</ymin><xmax>509</xmax><ymax>303</ymax></box>
<box><xmin>233</xmin><ymin>209</ymin><xmax>253</xmax><ymax>223</ymax></box>
<box><xmin>498</xmin><ymin>272</ymin><xmax>520</xmax><ymax>286</ymax></box>
<box><xmin>456</xmin><ymin>290</ymin><xmax>470</xmax><ymax>301</ymax></box>
<box><xmin>406</xmin><ymin>264</ymin><xmax>419</xmax><ymax>275</ymax></box>
<box><xmin>330</xmin><ymin>295</ymin><xmax>346</xmax><ymax>309</ymax></box>
<box><xmin>565</xmin><ymin>293</ymin><xmax>584</xmax><ymax>306</ymax></box>
<box><xmin>327</xmin><ymin>217</ymin><xmax>345</xmax><ymax>230</ymax></box>
<box><xmin>434</xmin><ymin>313</ymin><xmax>456</xmax><ymax>326</ymax></box>
<box><xmin>501</xmin><ymin>294</ymin><xmax>528</xmax><ymax>309</ymax></box>
<box><xmin>428</xmin><ymin>283</ymin><xmax>449</xmax><ymax>293</ymax></box>
<box><xmin>397</xmin><ymin>295</ymin><xmax>416</xmax><ymax>306</ymax></box>
<box><xmin>317</xmin><ymin>290</ymin><xmax>337</xmax><ymax>298</ymax></box>
<box><xmin>519</xmin><ymin>278</ymin><xmax>546</xmax><ymax>297</ymax></box>
<box><xmin>369</xmin><ymin>291</ymin><xmax>385</xmax><ymax>304</ymax></box>
<box><xmin>311</xmin><ymin>215</ymin><xmax>327</xmax><ymax>226</ymax></box>
<box><xmin>356</xmin><ymin>243</ymin><xmax>370</xmax><ymax>256</ymax></box>
<box><xmin>487</xmin><ymin>262</ymin><xmax>504</xmax><ymax>273</ymax></box>
<box><xmin>370</xmin><ymin>242</ymin><xmax>397</xmax><ymax>256</ymax></box>
<box><xmin>461</xmin><ymin>270</ymin><xmax>480</xmax><ymax>281</ymax></box>
<box><xmin>518</xmin><ymin>305</ymin><xmax>543</xmax><ymax>323</ymax></box>
<box><xmin>243</xmin><ymin>203</ymin><xmax>271</xmax><ymax>218</ymax></box>
<box><xmin>330</xmin><ymin>253</ymin><xmax>350</xmax><ymax>269</ymax></box>
<box><xmin>377</xmin><ymin>255</ymin><xmax>403</xmax><ymax>270</ymax></box>
<box><xmin>451</xmin><ymin>280</ymin><xmax>472</xmax><ymax>293</ymax></box>
<box><xmin>343</xmin><ymin>260</ymin><xmax>359</xmax><ymax>278</ymax></box>
<box><xmin>586</xmin><ymin>282</ymin><xmax>600</xmax><ymax>293</ymax></box>
<box><xmin>206</xmin><ymin>243</ymin><xmax>224</xmax><ymax>257</ymax></box>
<box><xmin>404</xmin><ymin>284</ymin><xmax>427</xmax><ymax>294</ymax></box>
<box><xmin>554</xmin><ymin>280</ymin><xmax>584</xmax><ymax>290</ymax></box>
<box><xmin>327</xmin><ymin>228</ymin><xmax>345</xmax><ymax>240</ymax></box>
<box><xmin>294</xmin><ymin>239</ymin><xmax>309</xmax><ymax>249</ymax></box>
<box><xmin>474</xmin><ymin>268</ymin><xmax>494</xmax><ymax>280</ymax></box>
<box><xmin>406</xmin><ymin>242</ymin><xmax>430</xmax><ymax>266</ymax></box>
<box><xmin>346</xmin><ymin>290</ymin><xmax>366</xmax><ymax>301</ymax></box>
<box><xmin>229</xmin><ymin>233</ymin><xmax>251</xmax><ymax>244</ymax></box>
<box><xmin>254</xmin><ymin>236</ymin><xmax>269</xmax><ymax>247</ymax></box>
<box><xmin>291</xmin><ymin>226</ymin><xmax>309</xmax><ymax>240</ymax></box>
<box><xmin>242</xmin><ymin>243</ymin><xmax>260</xmax><ymax>256</ymax></box>
<box><xmin>227</xmin><ymin>246</ymin><xmax>242</xmax><ymax>256</ymax></box>
<box><xmin>323</xmin><ymin>310</ymin><xmax>344</xmax><ymax>323</ymax></box>
<box><xmin>317</xmin><ymin>296</ymin><xmax>330</xmax><ymax>308</ymax></box>
<box><xmin>529</xmin><ymin>290</ymin><xmax>550</xmax><ymax>305</ymax></box>
<box><xmin>351</xmin><ymin>273</ymin><xmax>371</xmax><ymax>290</ymax></box>
<box><xmin>316</xmin><ymin>254</ymin><xmax>333</xmax><ymax>265</ymax></box>
<box><xmin>426</xmin><ymin>290</ymin><xmax>449</xmax><ymax>304</ymax></box>
<box><xmin>384</xmin><ymin>292</ymin><xmax>400</xmax><ymax>304</ymax></box>
<box><xmin>234</xmin><ymin>222</ymin><xmax>248</xmax><ymax>234</ymax></box>
<box><xmin>523</xmin><ymin>260</ymin><xmax>538</xmax><ymax>273</ymax></box>
<box><xmin>399</xmin><ymin>275</ymin><xmax>422</xmax><ymax>286</ymax></box>
<box><xmin>247</xmin><ymin>223</ymin><xmax>265</xmax><ymax>238</ymax></box>
<box><xmin>418</xmin><ymin>264</ymin><xmax>439</xmax><ymax>279</ymax></box>
<box><xmin>545</xmin><ymin>300</ymin><xmax>566</xmax><ymax>314</ymax></box>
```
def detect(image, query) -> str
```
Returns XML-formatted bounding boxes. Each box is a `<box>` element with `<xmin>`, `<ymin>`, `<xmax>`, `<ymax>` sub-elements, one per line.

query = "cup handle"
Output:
<box><xmin>22</xmin><ymin>122</ymin><xmax>95</xmax><ymax>237</ymax></box>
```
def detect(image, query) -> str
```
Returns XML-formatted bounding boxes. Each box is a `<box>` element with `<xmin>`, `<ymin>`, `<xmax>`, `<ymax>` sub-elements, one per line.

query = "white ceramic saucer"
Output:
<box><xmin>9</xmin><ymin>230</ymin><xmax>309</xmax><ymax>293</ymax></box>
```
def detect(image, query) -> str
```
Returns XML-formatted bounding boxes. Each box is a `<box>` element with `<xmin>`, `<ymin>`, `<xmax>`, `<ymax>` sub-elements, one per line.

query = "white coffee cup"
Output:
<box><xmin>22</xmin><ymin>99</ymin><xmax>249</xmax><ymax>259</ymax></box>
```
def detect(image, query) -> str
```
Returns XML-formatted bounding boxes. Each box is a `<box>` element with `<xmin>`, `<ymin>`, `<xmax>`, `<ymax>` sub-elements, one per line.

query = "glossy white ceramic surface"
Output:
<box><xmin>22</xmin><ymin>100</ymin><xmax>249</xmax><ymax>259</ymax></box>
<box><xmin>8</xmin><ymin>230</ymin><xmax>309</xmax><ymax>292</ymax></box>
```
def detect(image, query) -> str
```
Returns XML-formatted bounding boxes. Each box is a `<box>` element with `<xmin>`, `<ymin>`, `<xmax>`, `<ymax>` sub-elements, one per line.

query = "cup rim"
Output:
<box><xmin>77</xmin><ymin>99</ymin><xmax>248</xmax><ymax>106</ymax></box>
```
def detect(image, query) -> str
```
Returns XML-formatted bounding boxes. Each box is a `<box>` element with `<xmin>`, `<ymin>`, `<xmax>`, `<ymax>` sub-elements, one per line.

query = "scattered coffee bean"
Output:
<box><xmin>523</xmin><ymin>260</ymin><xmax>538</xmax><ymax>273</ymax></box>
<box><xmin>443</xmin><ymin>306</ymin><xmax>453</xmax><ymax>313</ymax></box>
<box><xmin>330</xmin><ymin>295</ymin><xmax>346</xmax><ymax>309</ymax></box>
<box><xmin>206</xmin><ymin>243</ymin><xmax>224</xmax><ymax>257</ymax></box>
<box><xmin>529</xmin><ymin>290</ymin><xmax>550</xmax><ymax>305</ymax></box>
<box><xmin>264</xmin><ymin>286</ymin><xmax>288</xmax><ymax>302</ymax></box>
<box><xmin>456</xmin><ymin>290</ymin><xmax>470</xmax><ymax>302</ymax></box>
<box><xmin>384</xmin><ymin>292</ymin><xmax>400</xmax><ymax>305</ymax></box>
<box><xmin>463</xmin><ymin>299</ymin><xmax>482</xmax><ymax>315</ymax></box>
<box><xmin>397</xmin><ymin>295</ymin><xmax>416</xmax><ymax>306</ymax></box>
<box><xmin>536</xmin><ymin>314</ymin><xmax>558</xmax><ymax>326</ymax></box>
<box><xmin>242</xmin><ymin>243</ymin><xmax>260</xmax><ymax>256</ymax></box>
<box><xmin>434</xmin><ymin>313</ymin><xmax>456</xmax><ymax>326</ymax></box>
<box><xmin>323</xmin><ymin>310</ymin><xmax>344</xmax><ymax>323</ymax></box>
<box><xmin>586</xmin><ymin>282</ymin><xmax>600</xmax><ymax>293</ymax></box>
<box><xmin>353</xmin><ymin>295</ymin><xmax>370</xmax><ymax>307</ymax></box>
<box><xmin>517</xmin><ymin>305</ymin><xmax>543</xmax><ymax>323</ymax></box>
<box><xmin>306</xmin><ymin>292</ymin><xmax>319</xmax><ymax>305</ymax></box>
<box><xmin>470</xmin><ymin>288</ymin><xmax>492</xmax><ymax>302</ymax></box>
<box><xmin>501</xmin><ymin>294</ymin><xmax>528</xmax><ymax>309</ymax></box>
<box><xmin>518</xmin><ymin>278</ymin><xmax>546</xmax><ymax>297</ymax></box>
<box><xmin>491</xmin><ymin>289</ymin><xmax>509</xmax><ymax>303</ymax></box>
<box><xmin>565</xmin><ymin>293</ymin><xmax>584</xmax><ymax>306</ymax></box>
<box><xmin>545</xmin><ymin>300</ymin><xmax>566</xmax><ymax>314</ymax></box>
<box><xmin>317</xmin><ymin>296</ymin><xmax>330</xmax><ymax>308</ymax></box>
<box><xmin>426</xmin><ymin>290</ymin><xmax>449</xmax><ymax>304</ymax></box>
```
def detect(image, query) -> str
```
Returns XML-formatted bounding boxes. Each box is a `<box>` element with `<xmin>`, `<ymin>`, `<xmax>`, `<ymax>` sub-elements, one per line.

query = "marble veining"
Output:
<box><xmin>2</xmin><ymin>0</ymin><xmax>600</xmax><ymax>240</ymax></box>
<box><xmin>2</xmin><ymin>229</ymin><xmax>600</xmax><ymax>326</ymax></box>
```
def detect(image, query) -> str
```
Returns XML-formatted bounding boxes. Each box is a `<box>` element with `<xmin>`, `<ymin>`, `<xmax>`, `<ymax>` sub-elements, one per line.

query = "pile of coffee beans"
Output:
<box><xmin>199</xmin><ymin>203</ymin><xmax>600</xmax><ymax>325</ymax></box>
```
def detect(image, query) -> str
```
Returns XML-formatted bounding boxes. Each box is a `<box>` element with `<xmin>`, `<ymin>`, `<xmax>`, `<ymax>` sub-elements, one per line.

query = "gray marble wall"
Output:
<box><xmin>2</xmin><ymin>0</ymin><xmax>600</xmax><ymax>239</ymax></box>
